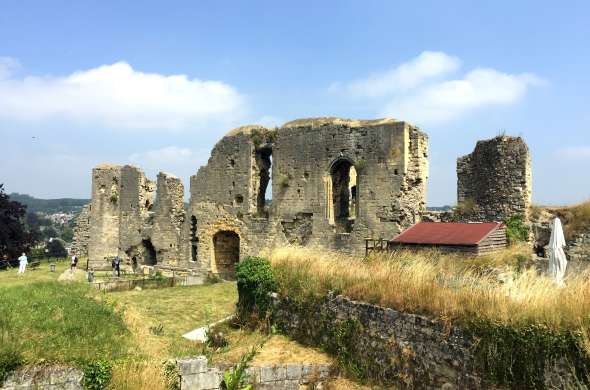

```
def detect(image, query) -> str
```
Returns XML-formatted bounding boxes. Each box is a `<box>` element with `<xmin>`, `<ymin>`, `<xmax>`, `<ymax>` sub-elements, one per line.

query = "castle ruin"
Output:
<box><xmin>74</xmin><ymin>118</ymin><xmax>429</xmax><ymax>275</ymax></box>
<box><xmin>73</xmin><ymin>118</ymin><xmax>532</xmax><ymax>277</ymax></box>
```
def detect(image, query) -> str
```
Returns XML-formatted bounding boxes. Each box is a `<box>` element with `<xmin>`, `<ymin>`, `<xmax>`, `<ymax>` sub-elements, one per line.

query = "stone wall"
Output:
<box><xmin>175</xmin><ymin>356</ymin><xmax>332</xmax><ymax>390</ymax></box>
<box><xmin>187</xmin><ymin>117</ymin><xmax>429</xmax><ymax>276</ymax></box>
<box><xmin>151</xmin><ymin>172</ymin><xmax>188</xmax><ymax>266</ymax></box>
<box><xmin>457</xmin><ymin>136</ymin><xmax>531</xmax><ymax>222</ymax></box>
<box><xmin>71</xmin><ymin>204</ymin><xmax>90</xmax><ymax>257</ymax></box>
<box><xmin>272</xmin><ymin>292</ymin><xmax>577</xmax><ymax>389</ymax></box>
<box><xmin>1</xmin><ymin>366</ymin><xmax>83</xmax><ymax>390</ymax></box>
<box><xmin>567</xmin><ymin>231</ymin><xmax>590</xmax><ymax>261</ymax></box>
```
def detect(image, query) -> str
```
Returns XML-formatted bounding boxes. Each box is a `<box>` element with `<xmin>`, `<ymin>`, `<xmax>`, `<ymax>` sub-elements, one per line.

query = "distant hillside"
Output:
<box><xmin>10</xmin><ymin>193</ymin><xmax>89</xmax><ymax>214</ymax></box>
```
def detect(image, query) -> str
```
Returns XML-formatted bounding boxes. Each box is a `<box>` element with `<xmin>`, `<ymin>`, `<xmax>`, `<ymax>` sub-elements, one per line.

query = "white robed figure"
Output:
<box><xmin>548</xmin><ymin>217</ymin><xmax>567</xmax><ymax>286</ymax></box>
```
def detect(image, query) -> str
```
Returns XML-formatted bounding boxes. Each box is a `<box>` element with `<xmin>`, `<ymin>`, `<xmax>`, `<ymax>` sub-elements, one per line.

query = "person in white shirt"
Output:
<box><xmin>18</xmin><ymin>253</ymin><xmax>28</xmax><ymax>274</ymax></box>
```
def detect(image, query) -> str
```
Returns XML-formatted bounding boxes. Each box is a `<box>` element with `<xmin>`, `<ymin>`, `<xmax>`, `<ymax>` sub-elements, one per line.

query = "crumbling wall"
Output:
<box><xmin>71</xmin><ymin>204</ymin><xmax>91</xmax><ymax>257</ymax></box>
<box><xmin>457</xmin><ymin>136</ymin><xmax>531</xmax><ymax>222</ymax></box>
<box><xmin>273</xmin><ymin>118</ymin><xmax>428</xmax><ymax>253</ymax></box>
<box><xmin>151</xmin><ymin>172</ymin><xmax>187</xmax><ymax>265</ymax></box>
<box><xmin>84</xmin><ymin>117</ymin><xmax>429</xmax><ymax>274</ymax></box>
<box><xmin>88</xmin><ymin>164</ymin><xmax>122</xmax><ymax>268</ymax></box>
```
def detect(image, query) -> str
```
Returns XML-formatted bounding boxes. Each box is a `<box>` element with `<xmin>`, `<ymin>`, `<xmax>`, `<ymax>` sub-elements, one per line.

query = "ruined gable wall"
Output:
<box><xmin>457</xmin><ymin>136</ymin><xmax>532</xmax><ymax>221</ymax></box>
<box><xmin>118</xmin><ymin>165</ymin><xmax>155</xmax><ymax>265</ymax></box>
<box><xmin>151</xmin><ymin>172</ymin><xmax>188</xmax><ymax>265</ymax></box>
<box><xmin>273</xmin><ymin>118</ymin><xmax>428</xmax><ymax>254</ymax></box>
<box><xmin>88</xmin><ymin>164</ymin><xmax>122</xmax><ymax>268</ymax></box>
<box><xmin>71</xmin><ymin>204</ymin><xmax>91</xmax><ymax>257</ymax></box>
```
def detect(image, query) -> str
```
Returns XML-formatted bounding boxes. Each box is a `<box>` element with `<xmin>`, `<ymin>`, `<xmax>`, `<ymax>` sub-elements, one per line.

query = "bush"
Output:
<box><xmin>82</xmin><ymin>359</ymin><xmax>112</xmax><ymax>390</ymax></box>
<box><xmin>0</xmin><ymin>348</ymin><xmax>23</xmax><ymax>383</ymax></box>
<box><xmin>506</xmin><ymin>215</ymin><xmax>530</xmax><ymax>244</ymax></box>
<box><xmin>235</xmin><ymin>257</ymin><xmax>277</xmax><ymax>320</ymax></box>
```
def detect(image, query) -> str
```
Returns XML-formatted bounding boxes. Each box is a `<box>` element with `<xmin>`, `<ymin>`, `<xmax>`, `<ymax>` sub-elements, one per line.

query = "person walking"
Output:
<box><xmin>17</xmin><ymin>252</ymin><xmax>28</xmax><ymax>275</ymax></box>
<box><xmin>70</xmin><ymin>255</ymin><xmax>78</xmax><ymax>272</ymax></box>
<box><xmin>115</xmin><ymin>256</ymin><xmax>121</xmax><ymax>277</ymax></box>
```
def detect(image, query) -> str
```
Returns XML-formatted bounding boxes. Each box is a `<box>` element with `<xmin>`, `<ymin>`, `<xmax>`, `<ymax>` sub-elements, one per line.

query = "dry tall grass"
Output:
<box><xmin>548</xmin><ymin>200</ymin><xmax>590</xmax><ymax>239</ymax></box>
<box><xmin>268</xmin><ymin>246</ymin><xmax>590</xmax><ymax>331</ymax></box>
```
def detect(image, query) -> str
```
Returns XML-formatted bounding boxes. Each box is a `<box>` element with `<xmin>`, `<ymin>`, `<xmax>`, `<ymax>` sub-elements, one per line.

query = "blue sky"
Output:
<box><xmin>1</xmin><ymin>0</ymin><xmax>589</xmax><ymax>206</ymax></box>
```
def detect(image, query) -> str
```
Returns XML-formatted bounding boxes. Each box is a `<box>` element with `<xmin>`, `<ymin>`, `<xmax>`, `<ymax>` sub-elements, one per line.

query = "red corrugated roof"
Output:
<box><xmin>390</xmin><ymin>222</ymin><xmax>503</xmax><ymax>246</ymax></box>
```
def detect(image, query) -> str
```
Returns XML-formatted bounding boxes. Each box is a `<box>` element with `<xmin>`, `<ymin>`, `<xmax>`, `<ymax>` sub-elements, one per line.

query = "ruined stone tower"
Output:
<box><xmin>457</xmin><ymin>136</ymin><xmax>532</xmax><ymax>222</ymax></box>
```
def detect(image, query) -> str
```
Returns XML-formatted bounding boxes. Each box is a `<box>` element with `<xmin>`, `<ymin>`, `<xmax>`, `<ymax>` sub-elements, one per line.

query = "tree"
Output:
<box><xmin>0</xmin><ymin>184</ymin><xmax>33</xmax><ymax>258</ymax></box>
<box><xmin>60</xmin><ymin>226</ymin><xmax>74</xmax><ymax>242</ymax></box>
<box><xmin>46</xmin><ymin>238</ymin><xmax>68</xmax><ymax>258</ymax></box>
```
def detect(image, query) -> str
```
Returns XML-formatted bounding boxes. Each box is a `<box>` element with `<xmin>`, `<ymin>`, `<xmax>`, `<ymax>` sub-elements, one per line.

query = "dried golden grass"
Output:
<box><xmin>109</xmin><ymin>360</ymin><xmax>167</xmax><ymax>390</ymax></box>
<box><xmin>269</xmin><ymin>246</ymin><xmax>590</xmax><ymax>331</ymax></box>
<box><xmin>549</xmin><ymin>200</ymin><xmax>590</xmax><ymax>239</ymax></box>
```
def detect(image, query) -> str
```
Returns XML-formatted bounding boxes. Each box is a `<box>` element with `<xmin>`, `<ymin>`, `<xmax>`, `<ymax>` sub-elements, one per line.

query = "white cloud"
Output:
<box><xmin>0</xmin><ymin>61</ymin><xmax>246</xmax><ymax>130</ymax></box>
<box><xmin>556</xmin><ymin>146</ymin><xmax>590</xmax><ymax>159</ymax></box>
<box><xmin>331</xmin><ymin>51</ymin><xmax>461</xmax><ymax>98</ymax></box>
<box><xmin>383</xmin><ymin>68</ymin><xmax>543</xmax><ymax>123</ymax></box>
<box><xmin>330</xmin><ymin>51</ymin><xmax>543</xmax><ymax>125</ymax></box>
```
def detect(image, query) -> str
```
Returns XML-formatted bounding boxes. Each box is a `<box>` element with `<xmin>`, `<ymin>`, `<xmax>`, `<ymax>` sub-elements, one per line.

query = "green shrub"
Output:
<box><xmin>0</xmin><ymin>348</ymin><xmax>23</xmax><ymax>383</ymax></box>
<box><xmin>235</xmin><ymin>257</ymin><xmax>277</xmax><ymax>320</ymax></box>
<box><xmin>277</xmin><ymin>174</ymin><xmax>290</xmax><ymax>189</ymax></box>
<box><xmin>506</xmin><ymin>215</ymin><xmax>530</xmax><ymax>244</ymax></box>
<box><xmin>82</xmin><ymin>359</ymin><xmax>112</xmax><ymax>390</ymax></box>
<box><xmin>222</xmin><ymin>348</ymin><xmax>256</xmax><ymax>390</ymax></box>
<box><xmin>163</xmin><ymin>360</ymin><xmax>180</xmax><ymax>390</ymax></box>
<box><xmin>469</xmin><ymin>319</ymin><xmax>590</xmax><ymax>389</ymax></box>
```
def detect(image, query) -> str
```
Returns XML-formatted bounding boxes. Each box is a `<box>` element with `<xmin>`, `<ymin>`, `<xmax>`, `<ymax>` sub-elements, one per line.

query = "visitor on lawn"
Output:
<box><xmin>18</xmin><ymin>252</ymin><xmax>28</xmax><ymax>274</ymax></box>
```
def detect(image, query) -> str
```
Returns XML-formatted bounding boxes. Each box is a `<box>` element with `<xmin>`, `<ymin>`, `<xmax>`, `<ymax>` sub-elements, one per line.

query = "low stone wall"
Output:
<box><xmin>271</xmin><ymin>292</ymin><xmax>578</xmax><ymax>389</ymax></box>
<box><xmin>567</xmin><ymin>232</ymin><xmax>590</xmax><ymax>261</ymax></box>
<box><xmin>1</xmin><ymin>366</ymin><xmax>83</xmax><ymax>389</ymax></box>
<box><xmin>176</xmin><ymin>356</ymin><xmax>332</xmax><ymax>390</ymax></box>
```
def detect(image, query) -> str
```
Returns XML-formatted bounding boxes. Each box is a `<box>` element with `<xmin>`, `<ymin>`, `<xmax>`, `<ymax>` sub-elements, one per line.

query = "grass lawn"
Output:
<box><xmin>0</xmin><ymin>259</ymin><xmax>70</xmax><ymax>287</ymax></box>
<box><xmin>0</xmin><ymin>262</ymin><xmax>343</xmax><ymax>389</ymax></box>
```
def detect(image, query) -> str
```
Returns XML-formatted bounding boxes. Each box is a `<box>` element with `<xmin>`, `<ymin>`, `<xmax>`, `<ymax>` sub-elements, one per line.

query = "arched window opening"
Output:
<box><xmin>329</xmin><ymin>160</ymin><xmax>358</xmax><ymax>233</ymax></box>
<box><xmin>255</xmin><ymin>147</ymin><xmax>272</xmax><ymax>216</ymax></box>
<box><xmin>141</xmin><ymin>239</ymin><xmax>157</xmax><ymax>266</ymax></box>
<box><xmin>190</xmin><ymin>216</ymin><xmax>198</xmax><ymax>262</ymax></box>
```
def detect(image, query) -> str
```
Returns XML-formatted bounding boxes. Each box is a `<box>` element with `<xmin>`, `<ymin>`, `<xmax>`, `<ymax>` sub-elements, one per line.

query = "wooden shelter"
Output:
<box><xmin>386</xmin><ymin>222</ymin><xmax>507</xmax><ymax>255</ymax></box>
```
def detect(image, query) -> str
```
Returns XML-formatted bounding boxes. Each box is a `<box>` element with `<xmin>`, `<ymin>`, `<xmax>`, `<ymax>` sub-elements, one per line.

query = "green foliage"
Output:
<box><xmin>60</xmin><ymin>226</ymin><xmax>74</xmax><ymax>242</ymax></box>
<box><xmin>82</xmin><ymin>359</ymin><xmax>112</xmax><ymax>390</ymax></box>
<box><xmin>0</xmin><ymin>282</ymin><xmax>128</xmax><ymax>365</ymax></box>
<box><xmin>0</xmin><ymin>348</ymin><xmax>23</xmax><ymax>383</ymax></box>
<box><xmin>355</xmin><ymin>159</ymin><xmax>367</xmax><ymax>171</ymax></box>
<box><xmin>468</xmin><ymin>319</ymin><xmax>590</xmax><ymax>389</ymax></box>
<box><xmin>332</xmin><ymin>319</ymin><xmax>367</xmax><ymax>380</ymax></box>
<box><xmin>8</xmin><ymin>193</ymin><xmax>88</xmax><ymax>214</ymax></box>
<box><xmin>505</xmin><ymin>215</ymin><xmax>530</xmax><ymax>244</ymax></box>
<box><xmin>149</xmin><ymin>323</ymin><xmax>165</xmax><ymax>336</ymax></box>
<box><xmin>277</xmin><ymin>174</ymin><xmax>290</xmax><ymax>188</ymax></box>
<box><xmin>222</xmin><ymin>348</ymin><xmax>256</xmax><ymax>390</ymax></box>
<box><xmin>454</xmin><ymin>198</ymin><xmax>476</xmax><ymax>217</ymax></box>
<box><xmin>46</xmin><ymin>238</ymin><xmax>68</xmax><ymax>257</ymax></box>
<box><xmin>163</xmin><ymin>360</ymin><xmax>181</xmax><ymax>390</ymax></box>
<box><xmin>235</xmin><ymin>256</ymin><xmax>277</xmax><ymax>320</ymax></box>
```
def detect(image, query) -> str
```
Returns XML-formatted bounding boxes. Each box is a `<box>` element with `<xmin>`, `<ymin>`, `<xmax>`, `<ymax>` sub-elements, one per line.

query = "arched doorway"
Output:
<box><xmin>141</xmin><ymin>239</ymin><xmax>157</xmax><ymax>266</ymax></box>
<box><xmin>329</xmin><ymin>159</ymin><xmax>358</xmax><ymax>233</ymax></box>
<box><xmin>213</xmin><ymin>231</ymin><xmax>240</xmax><ymax>279</ymax></box>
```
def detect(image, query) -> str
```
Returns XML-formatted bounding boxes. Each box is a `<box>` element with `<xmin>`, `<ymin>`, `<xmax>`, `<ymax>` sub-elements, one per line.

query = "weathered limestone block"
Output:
<box><xmin>1</xmin><ymin>366</ymin><xmax>83</xmax><ymax>389</ymax></box>
<box><xmin>457</xmin><ymin>136</ymin><xmax>532</xmax><ymax>222</ymax></box>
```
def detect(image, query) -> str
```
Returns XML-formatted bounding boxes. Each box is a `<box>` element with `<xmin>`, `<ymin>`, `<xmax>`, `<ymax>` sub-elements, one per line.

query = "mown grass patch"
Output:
<box><xmin>0</xmin><ymin>282</ymin><xmax>129</xmax><ymax>367</ymax></box>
